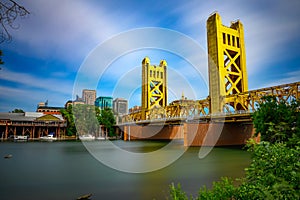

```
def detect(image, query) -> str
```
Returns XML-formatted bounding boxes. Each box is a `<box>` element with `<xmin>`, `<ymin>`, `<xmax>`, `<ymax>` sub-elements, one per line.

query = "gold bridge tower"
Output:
<box><xmin>207</xmin><ymin>12</ymin><xmax>248</xmax><ymax>114</ymax></box>
<box><xmin>141</xmin><ymin>57</ymin><xmax>168</xmax><ymax>120</ymax></box>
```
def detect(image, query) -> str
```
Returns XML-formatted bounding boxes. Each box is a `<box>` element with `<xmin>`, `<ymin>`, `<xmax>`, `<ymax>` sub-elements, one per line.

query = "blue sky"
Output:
<box><xmin>1</xmin><ymin>0</ymin><xmax>300</xmax><ymax>112</ymax></box>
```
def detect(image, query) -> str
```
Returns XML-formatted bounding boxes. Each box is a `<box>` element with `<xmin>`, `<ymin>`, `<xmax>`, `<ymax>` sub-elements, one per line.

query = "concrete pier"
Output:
<box><xmin>121</xmin><ymin>122</ymin><xmax>260</xmax><ymax>146</ymax></box>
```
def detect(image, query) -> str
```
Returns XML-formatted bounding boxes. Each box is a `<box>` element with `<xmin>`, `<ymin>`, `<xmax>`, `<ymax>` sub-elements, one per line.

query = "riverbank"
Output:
<box><xmin>0</xmin><ymin>135</ymin><xmax>122</xmax><ymax>142</ymax></box>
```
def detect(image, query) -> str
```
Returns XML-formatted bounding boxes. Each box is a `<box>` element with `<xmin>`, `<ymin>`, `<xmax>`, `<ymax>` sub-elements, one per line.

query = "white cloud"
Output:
<box><xmin>9</xmin><ymin>0</ymin><xmax>123</xmax><ymax>62</ymax></box>
<box><xmin>243</xmin><ymin>14</ymin><xmax>300</xmax><ymax>75</ymax></box>
<box><xmin>0</xmin><ymin>68</ymin><xmax>73</xmax><ymax>95</ymax></box>
<box><xmin>171</xmin><ymin>0</ymin><xmax>300</xmax><ymax>77</ymax></box>
<box><xmin>0</xmin><ymin>85</ymin><xmax>70</xmax><ymax>111</ymax></box>
<box><xmin>260</xmin><ymin>70</ymin><xmax>300</xmax><ymax>89</ymax></box>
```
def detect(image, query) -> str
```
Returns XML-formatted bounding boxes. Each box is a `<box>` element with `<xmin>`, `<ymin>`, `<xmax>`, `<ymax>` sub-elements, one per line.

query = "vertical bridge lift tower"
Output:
<box><xmin>207</xmin><ymin>12</ymin><xmax>248</xmax><ymax>114</ymax></box>
<box><xmin>141</xmin><ymin>57</ymin><xmax>168</xmax><ymax>120</ymax></box>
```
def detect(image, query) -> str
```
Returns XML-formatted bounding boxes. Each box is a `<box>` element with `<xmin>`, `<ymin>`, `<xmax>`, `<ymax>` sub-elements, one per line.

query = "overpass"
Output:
<box><xmin>118</xmin><ymin>12</ymin><xmax>300</xmax><ymax>146</ymax></box>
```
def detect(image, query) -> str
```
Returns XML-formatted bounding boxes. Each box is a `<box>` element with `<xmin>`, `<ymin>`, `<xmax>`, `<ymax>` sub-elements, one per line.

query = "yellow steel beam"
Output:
<box><xmin>207</xmin><ymin>12</ymin><xmax>248</xmax><ymax>113</ymax></box>
<box><xmin>141</xmin><ymin>57</ymin><xmax>167</xmax><ymax>120</ymax></box>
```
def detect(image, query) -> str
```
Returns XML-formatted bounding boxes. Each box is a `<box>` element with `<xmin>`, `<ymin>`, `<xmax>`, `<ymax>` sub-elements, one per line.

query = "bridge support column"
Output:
<box><xmin>122</xmin><ymin>124</ymin><xmax>184</xmax><ymax>141</ymax></box>
<box><xmin>184</xmin><ymin>122</ymin><xmax>259</xmax><ymax>146</ymax></box>
<box><xmin>124</xmin><ymin>126</ymin><xmax>128</xmax><ymax>141</ymax></box>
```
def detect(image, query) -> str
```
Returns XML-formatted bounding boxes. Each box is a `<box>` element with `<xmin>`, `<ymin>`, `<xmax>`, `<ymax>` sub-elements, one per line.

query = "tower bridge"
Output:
<box><xmin>118</xmin><ymin>12</ymin><xmax>300</xmax><ymax>146</ymax></box>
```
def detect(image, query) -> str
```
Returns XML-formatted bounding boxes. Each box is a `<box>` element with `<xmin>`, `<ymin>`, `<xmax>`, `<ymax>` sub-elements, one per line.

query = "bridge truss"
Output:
<box><xmin>122</xmin><ymin>81</ymin><xmax>300</xmax><ymax>123</ymax></box>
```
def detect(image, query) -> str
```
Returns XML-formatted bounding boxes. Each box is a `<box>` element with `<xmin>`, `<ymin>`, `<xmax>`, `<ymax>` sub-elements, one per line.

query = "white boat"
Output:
<box><xmin>14</xmin><ymin>135</ymin><xmax>28</xmax><ymax>141</ymax></box>
<box><xmin>39</xmin><ymin>134</ymin><xmax>57</xmax><ymax>141</ymax></box>
<box><xmin>78</xmin><ymin>134</ymin><xmax>95</xmax><ymax>141</ymax></box>
<box><xmin>96</xmin><ymin>136</ymin><xmax>106</xmax><ymax>140</ymax></box>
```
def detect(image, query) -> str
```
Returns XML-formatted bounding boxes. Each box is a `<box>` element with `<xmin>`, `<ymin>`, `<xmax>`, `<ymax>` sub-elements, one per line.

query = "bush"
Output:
<box><xmin>169</xmin><ymin>178</ymin><xmax>237</xmax><ymax>200</ymax></box>
<box><xmin>197</xmin><ymin>177</ymin><xmax>236</xmax><ymax>200</ymax></box>
<box><xmin>169</xmin><ymin>143</ymin><xmax>300</xmax><ymax>200</ymax></box>
<box><xmin>240</xmin><ymin>142</ymin><xmax>300</xmax><ymax>199</ymax></box>
<box><xmin>252</xmin><ymin>96</ymin><xmax>300</xmax><ymax>145</ymax></box>
<box><xmin>169</xmin><ymin>183</ymin><xmax>188</xmax><ymax>200</ymax></box>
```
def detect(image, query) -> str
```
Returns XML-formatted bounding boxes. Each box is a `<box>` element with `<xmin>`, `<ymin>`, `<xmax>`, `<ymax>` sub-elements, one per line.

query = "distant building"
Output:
<box><xmin>95</xmin><ymin>96</ymin><xmax>113</xmax><ymax>109</ymax></box>
<box><xmin>65</xmin><ymin>95</ymin><xmax>85</xmax><ymax>108</ymax></box>
<box><xmin>82</xmin><ymin>89</ymin><xmax>96</xmax><ymax>105</ymax></box>
<box><xmin>169</xmin><ymin>93</ymin><xmax>195</xmax><ymax>106</ymax></box>
<box><xmin>0</xmin><ymin>112</ymin><xmax>66</xmax><ymax>140</ymax></box>
<box><xmin>65</xmin><ymin>90</ymin><xmax>96</xmax><ymax>108</ymax></box>
<box><xmin>37</xmin><ymin>101</ymin><xmax>64</xmax><ymax>114</ymax></box>
<box><xmin>113</xmin><ymin>98</ymin><xmax>128</xmax><ymax>115</ymax></box>
<box><xmin>129</xmin><ymin>105</ymin><xmax>141</xmax><ymax>114</ymax></box>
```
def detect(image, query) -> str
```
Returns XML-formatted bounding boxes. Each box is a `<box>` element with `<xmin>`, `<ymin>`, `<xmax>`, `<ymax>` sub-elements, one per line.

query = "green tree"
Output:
<box><xmin>72</xmin><ymin>104</ymin><xmax>99</xmax><ymax>136</ymax></box>
<box><xmin>11</xmin><ymin>108</ymin><xmax>24</xmax><ymax>113</ymax></box>
<box><xmin>98</xmin><ymin>108</ymin><xmax>116</xmax><ymax>137</ymax></box>
<box><xmin>61</xmin><ymin>105</ymin><xmax>77</xmax><ymax>136</ymax></box>
<box><xmin>0</xmin><ymin>0</ymin><xmax>30</xmax><ymax>43</ymax></box>
<box><xmin>252</xmin><ymin>96</ymin><xmax>300</xmax><ymax>144</ymax></box>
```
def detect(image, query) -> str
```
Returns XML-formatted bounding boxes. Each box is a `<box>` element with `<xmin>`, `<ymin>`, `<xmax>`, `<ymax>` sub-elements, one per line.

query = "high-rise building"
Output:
<box><xmin>82</xmin><ymin>89</ymin><xmax>96</xmax><ymax>105</ymax></box>
<box><xmin>95</xmin><ymin>96</ymin><xmax>113</xmax><ymax>109</ymax></box>
<box><xmin>113</xmin><ymin>98</ymin><xmax>128</xmax><ymax>116</ymax></box>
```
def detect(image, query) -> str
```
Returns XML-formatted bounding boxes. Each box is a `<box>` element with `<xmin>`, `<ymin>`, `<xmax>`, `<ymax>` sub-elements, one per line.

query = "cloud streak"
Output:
<box><xmin>0</xmin><ymin>68</ymin><xmax>73</xmax><ymax>95</ymax></box>
<box><xmin>0</xmin><ymin>85</ymin><xmax>70</xmax><ymax>112</ymax></box>
<box><xmin>259</xmin><ymin>70</ymin><xmax>300</xmax><ymax>89</ymax></box>
<box><xmin>7</xmin><ymin>0</ymin><xmax>123</xmax><ymax>62</ymax></box>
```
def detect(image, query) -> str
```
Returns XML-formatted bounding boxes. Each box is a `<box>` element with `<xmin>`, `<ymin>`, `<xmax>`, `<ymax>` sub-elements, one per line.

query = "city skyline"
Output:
<box><xmin>1</xmin><ymin>0</ymin><xmax>300</xmax><ymax>112</ymax></box>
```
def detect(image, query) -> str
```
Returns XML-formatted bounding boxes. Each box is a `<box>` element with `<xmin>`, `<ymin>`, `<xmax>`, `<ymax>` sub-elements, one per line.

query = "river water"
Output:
<box><xmin>0</xmin><ymin>140</ymin><xmax>250</xmax><ymax>200</ymax></box>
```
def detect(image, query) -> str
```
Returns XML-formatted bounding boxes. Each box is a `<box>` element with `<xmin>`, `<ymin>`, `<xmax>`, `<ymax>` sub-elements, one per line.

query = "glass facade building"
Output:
<box><xmin>95</xmin><ymin>96</ymin><xmax>113</xmax><ymax>109</ymax></box>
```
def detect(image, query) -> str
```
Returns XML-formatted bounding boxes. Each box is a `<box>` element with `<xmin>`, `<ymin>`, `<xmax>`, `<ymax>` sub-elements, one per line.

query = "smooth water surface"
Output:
<box><xmin>0</xmin><ymin>141</ymin><xmax>250</xmax><ymax>200</ymax></box>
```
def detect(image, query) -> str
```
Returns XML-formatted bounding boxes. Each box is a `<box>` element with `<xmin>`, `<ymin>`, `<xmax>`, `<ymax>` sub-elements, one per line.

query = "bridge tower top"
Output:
<box><xmin>207</xmin><ymin>12</ymin><xmax>248</xmax><ymax>113</ymax></box>
<box><xmin>141</xmin><ymin>57</ymin><xmax>168</xmax><ymax>120</ymax></box>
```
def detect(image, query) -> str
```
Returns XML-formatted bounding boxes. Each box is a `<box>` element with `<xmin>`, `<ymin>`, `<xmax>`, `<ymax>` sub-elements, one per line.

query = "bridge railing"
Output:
<box><xmin>222</xmin><ymin>81</ymin><xmax>300</xmax><ymax>113</ymax></box>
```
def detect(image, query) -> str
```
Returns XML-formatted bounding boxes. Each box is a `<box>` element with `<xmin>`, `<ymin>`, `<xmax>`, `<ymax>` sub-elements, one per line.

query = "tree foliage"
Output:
<box><xmin>239</xmin><ymin>142</ymin><xmax>300</xmax><ymax>199</ymax></box>
<box><xmin>169</xmin><ymin>183</ymin><xmax>188</xmax><ymax>200</ymax></box>
<box><xmin>197</xmin><ymin>177</ymin><xmax>236</xmax><ymax>200</ymax></box>
<box><xmin>61</xmin><ymin>105</ymin><xmax>116</xmax><ymax>137</ymax></box>
<box><xmin>170</xmin><ymin>177</ymin><xmax>237</xmax><ymax>200</ymax></box>
<box><xmin>0</xmin><ymin>0</ymin><xmax>30</xmax><ymax>43</ymax></box>
<box><xmin>10</xmin><ymin>108</ymin><xmax>24</xmax><ymax>113</ymax></box>
<box><xmin>60</xmin><ymin>105</ymin><xmax>76</xmax><ymax>136</ymax></box>
<box><xmin>72</xmin><ymin>104</ymin><xmax>99</xmax><ymax>136</ymax></box>
<box><xmin>97</xmin><ymin>108</ymin><xmax>116</xmax><ymax>137</ymax></box>
<box><xmin>252</xmin><ymin>96</ymin><xmax>300</xmax><ymax>144</ymax></box>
